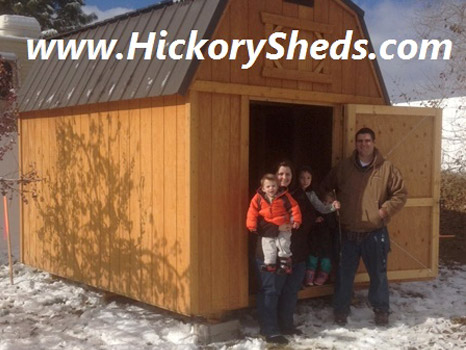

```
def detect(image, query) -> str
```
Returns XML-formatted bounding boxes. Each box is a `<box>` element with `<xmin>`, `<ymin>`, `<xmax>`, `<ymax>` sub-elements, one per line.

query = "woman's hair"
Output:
<box><xmin>297</xmin><ymin>165</ymin><xmax>314</xmax><ymax>192</ymax></box>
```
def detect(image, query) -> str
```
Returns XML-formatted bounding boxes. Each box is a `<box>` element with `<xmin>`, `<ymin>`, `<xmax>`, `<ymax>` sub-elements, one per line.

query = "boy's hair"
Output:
<box><xmin>260</xmin><ymin>173</ymin><xmax>278</xmax><ymax>187</ymax></box>
<box><xmin>355</xmin><ymin>127</ymin><xmax>376</xmax><ymax>141</ymax></box>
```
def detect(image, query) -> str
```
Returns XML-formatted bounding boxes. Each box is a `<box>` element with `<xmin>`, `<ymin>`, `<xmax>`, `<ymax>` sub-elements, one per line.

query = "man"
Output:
<box><xmin>322</xmin><ymin>127</ymin><xmax>407</xmax><ymax>326</ymax></box>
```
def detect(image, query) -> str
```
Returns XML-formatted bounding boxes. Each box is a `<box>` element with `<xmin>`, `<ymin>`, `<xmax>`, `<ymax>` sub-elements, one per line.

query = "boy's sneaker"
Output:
<box><xmin>277</xmin><ymin>257</ymin><xmax>292</xmax><ymax>275</ymax></box>
<box><xmin>314</xmin><ymin>271</ymin><xmax>329</xmax><ymax>286</ymax></box>
<box><xmin>305</xmin><ymin>269</ymin><xmax>316</xmax><ymax>286</ymax></box>
<box><xmin>374</xmin><ymin>309</ymin><xmax>389</xmax><ymax>326</ymax></box>
<box><xmin>261</xmin><ymin>264</ymin><xmax>277</xmax><ymax>272</ymax></box>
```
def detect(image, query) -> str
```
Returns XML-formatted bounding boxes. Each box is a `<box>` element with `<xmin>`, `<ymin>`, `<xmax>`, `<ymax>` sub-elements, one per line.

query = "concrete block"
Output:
<box><xmin>193</xmin><ymin>319</ymin><xmax>241</xmax><ymax>344</ymax></box>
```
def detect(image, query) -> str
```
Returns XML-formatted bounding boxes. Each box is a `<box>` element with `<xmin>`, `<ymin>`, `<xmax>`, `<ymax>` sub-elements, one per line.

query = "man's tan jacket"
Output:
<box><xmin>322</xmin><ymin>148</ymin><xmax>407</xmax><ymax>233</ymax></box>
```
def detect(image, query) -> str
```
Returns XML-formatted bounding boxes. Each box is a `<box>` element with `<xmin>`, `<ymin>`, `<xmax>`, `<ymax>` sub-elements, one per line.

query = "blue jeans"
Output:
<box><xmin>333</xmin><ymin>227</ymin><xmax>390</xmax><ymax>315</ymax></box>
<box><xmin>255</xmin><ymin>259</ymin><xmax>306</xmax><ymax>336</ymax></box>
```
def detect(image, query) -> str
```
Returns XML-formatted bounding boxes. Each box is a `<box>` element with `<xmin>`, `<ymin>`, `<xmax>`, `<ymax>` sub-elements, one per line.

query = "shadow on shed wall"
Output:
<box><xmin>32</xmin><ymin>116</ymin><xmax>186</xmax><ymax>308</ymax></box>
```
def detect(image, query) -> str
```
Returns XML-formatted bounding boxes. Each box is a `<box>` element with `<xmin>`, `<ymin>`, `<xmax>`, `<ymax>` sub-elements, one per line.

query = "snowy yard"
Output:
<box><xmin>0</xmin><ymin>257</ymin><xmax>465</xmax><ymax>349</ymax></box>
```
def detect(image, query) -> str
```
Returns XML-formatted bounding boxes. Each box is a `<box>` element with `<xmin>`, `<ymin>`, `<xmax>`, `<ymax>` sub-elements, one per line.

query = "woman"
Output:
<box><xmin>255</xmin><ymin>161</ymin><xmax>316</xmax><ymax>344</ymax></box>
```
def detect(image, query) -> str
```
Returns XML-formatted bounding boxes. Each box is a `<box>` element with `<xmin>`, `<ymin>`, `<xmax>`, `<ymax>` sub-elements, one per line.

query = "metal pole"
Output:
<box><xmin>3</xmin><ymin>196</ymin><xmax>14</xmax><ymax>284</ymax></box>
<box><xmin>332</xmin><ymin>189</ymin><xmax>342</xmax><ymax>263</ymax></box>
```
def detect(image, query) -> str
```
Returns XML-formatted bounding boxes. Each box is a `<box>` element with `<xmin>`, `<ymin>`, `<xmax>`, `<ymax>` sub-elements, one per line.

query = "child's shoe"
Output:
<box><xmin>261</xmin><ymin>264</ymin><xmax>277</xmax><ymax>272</ymax></box>
<box><xmin>314</xmin><ymin>271</ymin><xmax>329</xmax><ymax>286</ymax></box>
<box><xmin>277</xmin><ymin>257</ymin><xmax>292</xmax><ymax>275</ymax></box>
<box><xmin>305</xmin><ymin>269</ymin><xmax>316</xmax><ymax>286</ymax></box>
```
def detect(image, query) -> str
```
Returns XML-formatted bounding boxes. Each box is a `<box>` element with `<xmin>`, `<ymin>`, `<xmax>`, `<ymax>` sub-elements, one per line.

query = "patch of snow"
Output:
<box><xmin>108</xmin><ymin>83</ymin><xmax>116</xmax><ymax>96</ymax></box>
<box><xmin>0</xmin><ymin>258</ymin><xmax>464</xmax><ymax>349</ymax></box>
<box><xmin>67</xmin><ymin>87</ymin><xmax>75</xmax><ymax>100</ymax></box>
<box><xmin>161</xmin><ymin>71</ymin><xmax>170</xmax><ymax>88</ymax></box>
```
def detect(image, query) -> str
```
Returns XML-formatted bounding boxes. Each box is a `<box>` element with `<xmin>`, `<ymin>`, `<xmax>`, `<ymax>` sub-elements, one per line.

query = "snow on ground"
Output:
<box><xmin>0</xmin><ymin>258</ymin><xmax>465</xmax><ymax>350</ymax></box>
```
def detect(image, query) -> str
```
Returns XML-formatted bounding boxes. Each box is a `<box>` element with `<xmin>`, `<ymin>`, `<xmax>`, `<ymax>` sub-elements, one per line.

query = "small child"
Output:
<box><xmin>246</xmin><ymin>173</ymin><xmax>302</xmax><ymax>274</ymax></box>
<box><xmin>298</xmin><ymin>167</ymin><xmax>340</xmax><ymax>286</ymax></box>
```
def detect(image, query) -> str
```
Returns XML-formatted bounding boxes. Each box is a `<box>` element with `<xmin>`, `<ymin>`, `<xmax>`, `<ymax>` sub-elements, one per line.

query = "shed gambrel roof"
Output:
<box><xmin>20</xmin><ymin>0</ymin><xmax>228</xmax><ymax>112</ymax></box>
<box><xmin>20</xmin><ymin>0</ymin><xmax>389</xmax><ymax>112</ymax></box>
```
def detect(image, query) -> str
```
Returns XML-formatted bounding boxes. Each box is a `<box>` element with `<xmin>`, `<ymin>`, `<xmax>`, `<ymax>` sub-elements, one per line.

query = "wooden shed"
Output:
<box><xmin>18</xmin><ymin>0</ymin><xmax>441</xmax><ymax>317</ymax></box>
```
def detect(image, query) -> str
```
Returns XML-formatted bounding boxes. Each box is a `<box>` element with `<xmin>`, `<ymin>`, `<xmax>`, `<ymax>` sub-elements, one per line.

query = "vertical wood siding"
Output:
<box><xmin>20</xmin><ymin>95</ymin><xmax>192</xmax><ymax>314</ymax></box>
<box><xmin>190</xmin><ymin>91</ymin><xmax>249</xmax><ymax>315</ymax></box>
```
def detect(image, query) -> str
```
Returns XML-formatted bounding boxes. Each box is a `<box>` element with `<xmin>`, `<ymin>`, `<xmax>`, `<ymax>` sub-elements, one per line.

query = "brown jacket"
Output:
<box><xmin>322</xmin><ymin>148</ymin><xmax>407</xmax><ymax>232</ymax></box>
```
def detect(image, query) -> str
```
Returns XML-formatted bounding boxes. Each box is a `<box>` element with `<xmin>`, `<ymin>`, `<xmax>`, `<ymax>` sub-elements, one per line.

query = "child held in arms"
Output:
<box><xmin>246</xmin><ymin>173</ymin><xmax>302</xmax><ymax>274</ymax></box>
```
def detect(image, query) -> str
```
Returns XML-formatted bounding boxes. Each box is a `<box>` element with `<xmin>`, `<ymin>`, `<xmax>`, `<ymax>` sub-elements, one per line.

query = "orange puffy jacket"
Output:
<box><xmin>246</xmin><ymin>187</ymin><xmax>302</xmax><ymax>233</ymax></box>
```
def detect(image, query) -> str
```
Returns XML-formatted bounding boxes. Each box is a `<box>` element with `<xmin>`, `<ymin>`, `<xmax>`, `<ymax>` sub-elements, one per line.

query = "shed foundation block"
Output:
<box><xmin>193</xmin><ymin>319</ymin><xmax>241</xmax><ymax>344</ymax></box>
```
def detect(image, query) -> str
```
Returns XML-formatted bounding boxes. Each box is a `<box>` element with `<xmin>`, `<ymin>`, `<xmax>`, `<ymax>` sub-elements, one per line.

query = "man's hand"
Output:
<box><xmin>292</xmin><ymin>222</ymin><xmax>300</xmax><ymax>229</ymax></box>
<box><xmin>379</xmin><ymin>208</ymin><xmax>388</xmax><ymax>219</ymax></box>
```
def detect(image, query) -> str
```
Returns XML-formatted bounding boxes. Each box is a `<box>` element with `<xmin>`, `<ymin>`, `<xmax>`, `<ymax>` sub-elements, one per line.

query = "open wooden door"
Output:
<box><xmin>344</xmin><ymin>104</ymin><xmax>442</xmax><ymax>282</ymax></box>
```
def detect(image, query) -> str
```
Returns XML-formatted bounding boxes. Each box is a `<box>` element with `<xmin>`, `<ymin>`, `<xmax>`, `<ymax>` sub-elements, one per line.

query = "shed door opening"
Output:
<box><xmin>249</xmin><ymin>101</ymin><xmax>334</xmax><ymax>196</ymax></box>
<box><xmin>248</xmin><ymin>101</ymin><xmax>334</xmax><ymax>293</ymax></box>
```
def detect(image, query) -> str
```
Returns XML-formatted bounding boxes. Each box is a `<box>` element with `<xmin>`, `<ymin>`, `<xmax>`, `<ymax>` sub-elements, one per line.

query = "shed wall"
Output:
<box><xmin>20</xmin><ymin>96</ymin><xmax>193</xmax><ymax>314</ymax></box>
<box><xmin>189</xmin><ymin>91</ymin><xmax>250</xmax><ymax>315</ymax></box>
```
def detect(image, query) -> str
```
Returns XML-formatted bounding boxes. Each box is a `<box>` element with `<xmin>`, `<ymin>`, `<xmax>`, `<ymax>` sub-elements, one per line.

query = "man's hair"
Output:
<box><xmin>355</xmin><ymin>127</ymin><xmax>376</xmax><ymax>141</ymax></box>
<box><xmin>260</xmin><ymin>173</ymin><xmax>278</xmax><ymax>187</ymax></box>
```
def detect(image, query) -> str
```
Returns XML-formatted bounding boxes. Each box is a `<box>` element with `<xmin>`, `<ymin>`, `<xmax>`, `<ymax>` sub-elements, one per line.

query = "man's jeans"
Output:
<box><xmin>333</xmin><ymin>226</ymin><xmax>390</xmax><ymax>315</ymax></box>
<box><xmin>255</xmin><ymin>259</ymin><xmax>306</xmax><ymax>336</ymax></box>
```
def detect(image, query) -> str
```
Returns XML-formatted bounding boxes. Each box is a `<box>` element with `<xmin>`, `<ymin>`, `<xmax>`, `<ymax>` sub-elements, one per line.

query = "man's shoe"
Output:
<box><xmin>282</xmin><ymin>328</ymin><xmax>303</xmax><ymax>336</ymax></box>
<box><xmin>334</xmin><ymin>313</ymin><xmax>348</xmax><ymax>326</ymax></box>
<box><xmin>374</xmin><ymin>309</ymin><xmax>389</xmax><ymax>326</ymax></box>
<box><xmin>265</xmin><ymin>335</ymin><xmax>289</xmax><ymax>344</ymax></box>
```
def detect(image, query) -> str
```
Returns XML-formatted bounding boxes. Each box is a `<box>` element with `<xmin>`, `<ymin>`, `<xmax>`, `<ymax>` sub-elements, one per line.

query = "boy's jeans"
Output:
<box><xmin>333</xmin><ymin>226</ymin><xmax>390</xmax><ymax>315</ymax></box>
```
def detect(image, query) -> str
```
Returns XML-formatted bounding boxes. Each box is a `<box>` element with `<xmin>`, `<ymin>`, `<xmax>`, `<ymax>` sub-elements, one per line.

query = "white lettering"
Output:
<box><xmin>127</xmin><ymin>32</ymin><xmax>156</xmax><ymax>60</ymax></box>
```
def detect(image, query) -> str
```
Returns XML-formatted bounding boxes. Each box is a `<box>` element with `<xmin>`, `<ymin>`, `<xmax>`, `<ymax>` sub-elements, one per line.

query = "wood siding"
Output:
<box><xmin>189</xmin><ymin>91</ymin><xmax>250</xmax><ymax>315</ymax></box>
<box><xmin>20</xmin><ymin>96</ymin><xmax>193</xmax><ymax>314</ymax></box>
<box><xmin>194</xmin><ymin>0</ymin><xmax>385</xmax><ymax>104</ymax></box>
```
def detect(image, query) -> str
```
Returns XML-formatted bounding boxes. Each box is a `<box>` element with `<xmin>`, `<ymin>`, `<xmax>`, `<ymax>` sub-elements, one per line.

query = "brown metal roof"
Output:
<box><xmin>19</xmin><ymin>0</ymin><xmax>228</xmax><ymax>112</ymax></box>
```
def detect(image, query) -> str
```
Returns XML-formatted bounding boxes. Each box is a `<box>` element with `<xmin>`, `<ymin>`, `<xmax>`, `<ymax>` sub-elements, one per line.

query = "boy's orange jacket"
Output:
<box><xmin>246</xmin><ymin>187</ymin><xmax>302</xmax><ymax>232</ymax></box>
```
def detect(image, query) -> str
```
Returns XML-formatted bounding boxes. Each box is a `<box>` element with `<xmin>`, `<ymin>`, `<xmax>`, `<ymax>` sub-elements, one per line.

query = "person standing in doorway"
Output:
<box><xmin>253</xmin><ymin>161</ymin><xmax>309</xmax><ymax>345</ymax></box>
<box><xmin>321</xmin><ymin>127</ymin><xmax>407</xmax><ymax>326</ymax></box>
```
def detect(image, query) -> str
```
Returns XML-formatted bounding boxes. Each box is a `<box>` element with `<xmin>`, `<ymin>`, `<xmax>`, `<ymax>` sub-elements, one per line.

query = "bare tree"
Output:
<box><xmin>414</xmin><ymin>0</ymin><xmax>466</xmax><ymax>172</ymax></box>
<box><xmin>0</xmin><ymin>57</ymin><xmax>40</xmax><ymax>199</ymax></box>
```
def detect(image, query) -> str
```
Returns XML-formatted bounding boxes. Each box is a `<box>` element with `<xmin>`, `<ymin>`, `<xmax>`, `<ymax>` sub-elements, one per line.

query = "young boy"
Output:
<box><xmin>246</xmin><ymin>174</ymin><xmax>302</xmax><ymax>274</ymax></box>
